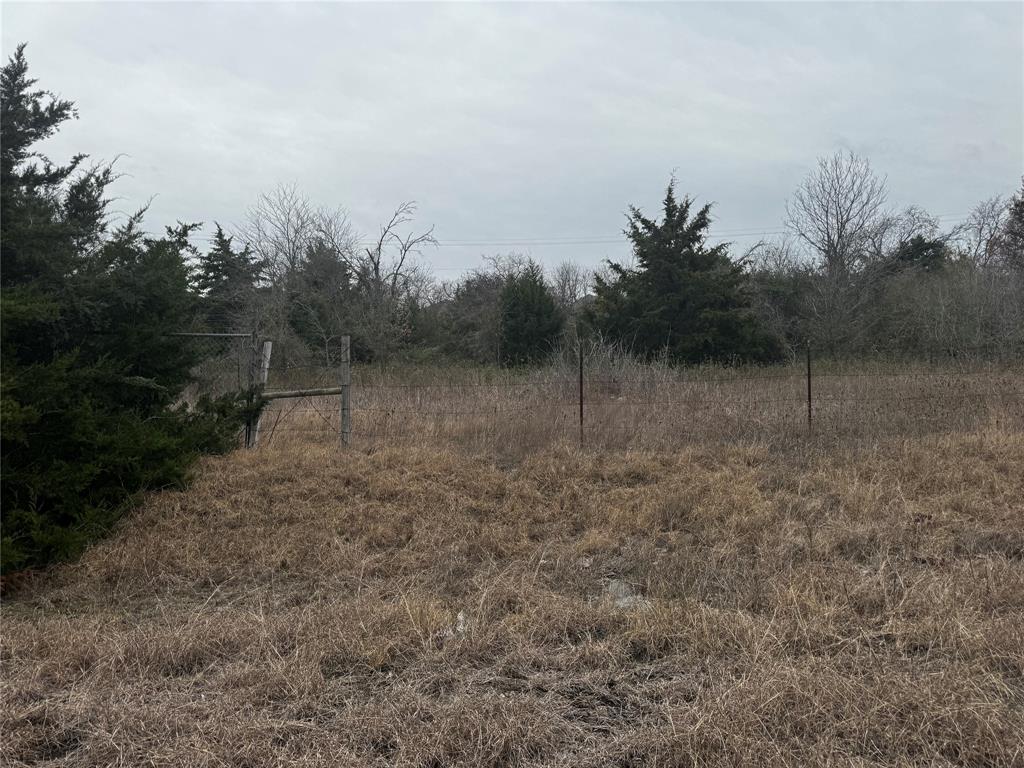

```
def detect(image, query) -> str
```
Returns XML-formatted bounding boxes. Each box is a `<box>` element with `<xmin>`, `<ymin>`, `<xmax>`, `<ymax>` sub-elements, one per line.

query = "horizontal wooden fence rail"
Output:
<box><xmin>262</xmin><ymin>386</ymin><xmax>346</xmax><ymax>400</ymax></box>
<box><xmin>166</xmin><ymin>332</ymin><xmax>254</xmax><ymax>338</ymax></box>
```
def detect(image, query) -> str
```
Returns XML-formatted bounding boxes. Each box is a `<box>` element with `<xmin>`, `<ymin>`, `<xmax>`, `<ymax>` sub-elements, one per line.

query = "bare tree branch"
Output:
<box><xmin>785</xmin><ymin>150</ymin><xmax>888</xmax><ymax>274</ymax></box>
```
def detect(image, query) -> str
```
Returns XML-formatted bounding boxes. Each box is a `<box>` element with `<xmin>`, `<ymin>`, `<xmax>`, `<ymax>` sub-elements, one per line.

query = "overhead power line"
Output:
<box><xmin>139</xmin><ymin>212</ymin><xmax>972</xmax><ymax>248</ymax></box>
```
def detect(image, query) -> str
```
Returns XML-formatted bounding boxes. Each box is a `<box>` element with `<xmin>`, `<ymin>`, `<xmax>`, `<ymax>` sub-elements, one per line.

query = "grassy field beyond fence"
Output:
<box><xmin>258</xmin><ymin>355</ymin><xmax>1024</xmax><ymax>453</ymax></box>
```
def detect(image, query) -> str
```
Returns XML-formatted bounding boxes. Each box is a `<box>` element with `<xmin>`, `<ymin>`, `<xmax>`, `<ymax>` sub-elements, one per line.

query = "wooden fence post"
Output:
<box><xmin>250</xmin><ymin>340</ymin><xmax>273</xmax><ymax>448</ymax></box>
<box><xmin>340</xmin><ymin>335</ymin><xmax>352</xmax><ymax>446</ymax></box>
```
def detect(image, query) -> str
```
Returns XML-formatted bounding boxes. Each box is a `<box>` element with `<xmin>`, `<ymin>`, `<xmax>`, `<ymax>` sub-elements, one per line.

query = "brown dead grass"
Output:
<box><xmin>3</xmin><ymin>425</ymin><xmax>1024</xmax><ymax>766</ymax></box>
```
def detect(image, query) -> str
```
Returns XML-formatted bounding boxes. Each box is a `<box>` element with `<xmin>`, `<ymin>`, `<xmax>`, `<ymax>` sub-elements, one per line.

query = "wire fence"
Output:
<box><xmin>257</xmin><ymin>345</ymin><xmax>348</xmax><ymax>446</ymax></box>
<box><xmin>173</xmin><ymin>332</ymin><xmax>258</xmax><ymax>404</ymax></box>
<box><xmin>169</xmin><ymin>332</ymin><xmax>1023</xmax><ymax>451</ymax></box>
<box><xmin>253</xmin><ymin>353</ymin><xmax>1024</xmax><ymax>452</ymax></box>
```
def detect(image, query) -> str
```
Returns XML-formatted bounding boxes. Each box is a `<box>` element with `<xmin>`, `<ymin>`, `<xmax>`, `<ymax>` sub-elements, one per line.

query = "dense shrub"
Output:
<box><xmin>1</xmin><ymin>45</ymin><xmax>246</xmax><ymax>573</ymax></box>
<box><xmin>499</xmin><ymin>261</ymin><xmax>565</xmax><ymax>366</ymax></box>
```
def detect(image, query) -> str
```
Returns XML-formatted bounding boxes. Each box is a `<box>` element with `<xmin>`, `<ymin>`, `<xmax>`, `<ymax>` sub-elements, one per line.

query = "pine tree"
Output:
<box><xmin>498</xmin><ymin>261</ymin><xmax>564</xmax><ymax>366</ymax></box>
<box><xmin>587</xmin><ymin>178</ymin><xmax>782</xmax><ymax>364</ymax></box>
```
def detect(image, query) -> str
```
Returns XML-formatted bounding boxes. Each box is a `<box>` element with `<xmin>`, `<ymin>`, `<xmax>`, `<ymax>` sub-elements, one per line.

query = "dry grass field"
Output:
<box><xmin>3</xmin><ymin>363</ymin><xmax>1024</xmax><ymax>766</ymax></box>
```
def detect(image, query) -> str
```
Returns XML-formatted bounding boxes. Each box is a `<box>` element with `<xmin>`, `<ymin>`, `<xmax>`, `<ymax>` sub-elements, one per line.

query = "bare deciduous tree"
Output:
<box><xmin>241</xmin><ymin>184</ymin><xmax>313</xmax><ymax>284</ymax></box>
<box><xmin>550</xmin><ymin>260</ymin><xmax>591</xmax><ymax>311</ymax></box>
<box><xmin>865</xmin><ymin>205</ymin><xmax>941</xmax><ymax>263</ymax></box>
<box><xmin>313</xmin><ymin>207</ymin><xmax>360</xmax><ymax>271</ymax></box>
<box><xmin>952</xmin><ymin>196</ymin><xmax>1009</xmax><ymax>268</ymax></box>
<box><xmin>346</xmin><ymin>202</ymin><xmax>438</xmax><ymax>360</ymax></box>
<box><xmin>240</xmin><ymin>184</ymin><xmax>358</xmax><ymax>284</ymax></box>
<box><xmin>785</xmin><ymin>151</ymin><xmax>889</xmax><ymax>353</ymax></box>
<box><xmin>358</xmin><ymin>201</ymin><xmax>437</xmax><ymax>301</ymax></box>
<box><xmin>745</xmin><ymin>237</ymin><xmax>800</xmax><ymax>273</ymax></box>
<box><xmin>237</xmin><ymin>185</ymin><xmax>359</xmax><ymax>355</ymax></box>
<box><xmin>786</xmin><ymin>151</ymin><xmax>888</xmax><ymax>274</ymax></box>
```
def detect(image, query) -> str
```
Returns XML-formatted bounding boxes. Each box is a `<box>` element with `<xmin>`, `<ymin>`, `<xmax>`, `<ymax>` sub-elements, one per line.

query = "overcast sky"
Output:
<box><xmin>3</xmin><ymin>1</ymin><xmax>1022</xmax><ymax>276</ymax></box>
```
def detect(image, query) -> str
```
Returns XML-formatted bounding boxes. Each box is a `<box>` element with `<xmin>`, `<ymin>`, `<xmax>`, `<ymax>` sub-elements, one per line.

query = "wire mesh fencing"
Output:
<box><xmin>253</xmin><ymin>355</ymin><xmax>1024</xmax><ymax>453</ymax></box>
<box><xmin>172</xmin><ymin>332</ymin><xmax>259</xmax><ymax>404</ymax></box>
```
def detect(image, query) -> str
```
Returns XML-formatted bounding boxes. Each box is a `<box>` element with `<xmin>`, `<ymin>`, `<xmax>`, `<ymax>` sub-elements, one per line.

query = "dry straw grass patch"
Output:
<box><xmin>2</xmin><ymin>426</ymin><xmax>1024</xmax><ymax>766</ymax></box>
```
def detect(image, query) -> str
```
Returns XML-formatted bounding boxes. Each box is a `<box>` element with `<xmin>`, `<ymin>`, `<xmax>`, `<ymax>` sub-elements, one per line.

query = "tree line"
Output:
<box><xmin>188</xmin><ymin>149</ymin><xmax>1023</xmax><ymax>367</ymax></box>
<box><xmin>197</xmin><ymin>163</ymin><xmax>1023</xmax><ymax>368</ymax></box>
<box><xmin>2</xmin><ymin>44</ymin><xmax>1022</xmax><ymax>573</ymax></box>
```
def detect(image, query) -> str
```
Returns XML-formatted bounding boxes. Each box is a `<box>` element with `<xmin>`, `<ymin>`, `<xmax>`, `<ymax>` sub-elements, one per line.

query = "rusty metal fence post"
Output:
<box><xmin>578</xmin><ymin>344</ymin><xmax>584</xmax><ymax>447</ymax></box>
<box><xmin>806</xmin><ymin>340</ymin><xmax>813</xmax><ymax>434</ymax></box>
<box><xmin>244</xmin><ymin>332</ymin><xmax>258</xmax><ymax>449</ymax></box>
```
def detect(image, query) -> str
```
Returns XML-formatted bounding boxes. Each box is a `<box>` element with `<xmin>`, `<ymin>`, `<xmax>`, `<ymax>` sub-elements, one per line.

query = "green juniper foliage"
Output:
<box><xmin>194</xmin><ymin>223</ymin><xmax>263</xmax><ymax>330</ymax></box>
<box><xmin>437</xmin><ymin>267</ymin><xmax>508</xmax><ymax>364</ymax></box>
<box><xmin>1</xmin><ymin>45</ymin><xmax>246</xmax><ymax>574</ymax></box>
<box><xmin>498</xmin><ymin>261</ymin><xmax>565</xmax><ymax>366</ymax></box>
<box><xmin>893</xmin><ymin>235</ymin><xmax>949</xmax><ymax>274</ymax></box>
<box><xmin>288</xmin><ymin>237</ymin><xmax>355</xmax><ymax>364</ymax></box>
<box><xmin>587</xmin><ymin>179</ymin><xmax>783</xmax><ymax>364</ymax></box>
<box><xmin>1002</xmin><ymin>181</ymin><xmax>1024</xmax><ymax>270</ymax></box>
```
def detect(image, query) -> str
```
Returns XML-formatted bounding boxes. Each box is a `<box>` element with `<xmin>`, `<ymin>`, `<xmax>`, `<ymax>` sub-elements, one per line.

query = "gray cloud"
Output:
<box><xmin>3</xmin><ymin>1</ymin><xmax>1021</xmax><ymax>276</ymax></box>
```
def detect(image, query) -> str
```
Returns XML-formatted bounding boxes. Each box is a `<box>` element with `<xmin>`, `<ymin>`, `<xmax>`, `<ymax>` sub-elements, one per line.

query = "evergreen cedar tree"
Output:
<box><xmin>587</xmin><ymin>180</ymin><xmax>784</xmax><ymax>365</ymax></box>
<box><xmin>1</xmin><ymin>45</ymin><xmax>246</xmax><ymax>574</ymax></box>
<box><xmin>498</xmin><ymin>262</ymin><xmax>565</xmax><ymax>366</ymax></box>
<box><xmin>894</xmin><ymin>235</ymin><xmax>949</xmax><ymax>273</ymax></box>
<box><xmin>287</xmin><ymin>238</ymin><xmax>357</xmax><ymax>364</ymax></box>
<box><xmin>193</xmin><ymin>224</ymin><xmax>263</xmax><ymax>327</ymax></box>
<box><xmin>1003</xmin><ymin>181</ymin><xmax>1024</xmax><ymax>270</ymax></box>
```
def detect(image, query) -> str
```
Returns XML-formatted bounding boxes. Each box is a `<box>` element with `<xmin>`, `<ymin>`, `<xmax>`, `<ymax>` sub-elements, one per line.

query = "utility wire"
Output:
<box><xmin>138</xmin><ymin>212</ymin><xmax>973</xmax><ymax>249</ymax></box>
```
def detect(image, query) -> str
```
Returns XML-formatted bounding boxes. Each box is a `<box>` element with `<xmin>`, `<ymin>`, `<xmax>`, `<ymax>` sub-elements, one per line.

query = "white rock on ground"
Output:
<box><xmin>605</xmin><ymin>578</ymin><xmax>645</xmax><ymax>609</ymax></box>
